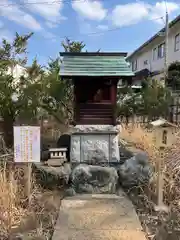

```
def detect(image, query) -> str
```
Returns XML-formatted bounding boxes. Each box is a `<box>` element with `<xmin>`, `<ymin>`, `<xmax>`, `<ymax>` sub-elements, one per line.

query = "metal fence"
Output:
<box><xmin>118</xmin><ymin>91</ymin><xmax>180</xmax><ymax>126</ymax></box>
<box><xmin>169</xmin><ymin>91</ymin><xmax>180</xmax><ymax>125</ymax></box>
<box><xmin>118</xmin><ymin>116</ymin><xmax>149</xmax><ymax>125</ymax></box>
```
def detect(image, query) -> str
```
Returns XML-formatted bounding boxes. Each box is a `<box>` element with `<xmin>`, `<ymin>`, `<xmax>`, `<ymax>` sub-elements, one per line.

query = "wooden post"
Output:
<box><xmin>25</xmin><ymin>163</ymin><xmax>32</xmax><ymax>205</ymax></box>
<box><xmin>155</xmin><ymin>147</ymin><xmax>168</xmax><ymax>212</ymax></box>
<box><xmin>157</xmin><ymin>149</ymin><xmax>164</xmax><ymax>206</ymax></box>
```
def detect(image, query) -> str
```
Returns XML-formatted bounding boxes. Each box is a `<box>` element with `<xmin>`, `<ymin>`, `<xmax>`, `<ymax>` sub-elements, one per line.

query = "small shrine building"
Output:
<box><xmin>60</xmin><ymin>52</ymin><xmax>134</xmax><ymax>164</ymax></box>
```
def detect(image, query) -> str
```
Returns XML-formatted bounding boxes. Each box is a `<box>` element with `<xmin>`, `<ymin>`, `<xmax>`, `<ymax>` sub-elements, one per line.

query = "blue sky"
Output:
<box><xmin>0</xmin><ymin>0</ymin><xmax>180</xmax><ymax>66</ymax></box>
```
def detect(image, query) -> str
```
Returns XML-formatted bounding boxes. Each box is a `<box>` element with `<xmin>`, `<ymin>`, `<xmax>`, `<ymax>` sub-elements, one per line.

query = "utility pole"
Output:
<box><xmin>164</xmin><ymin>9</ymin><xmax>169</xmax><ymax>86</ymax></box>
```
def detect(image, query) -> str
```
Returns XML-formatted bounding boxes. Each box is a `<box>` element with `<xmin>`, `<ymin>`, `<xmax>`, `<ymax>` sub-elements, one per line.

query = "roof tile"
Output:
<box><xmin>60</xmin><ymin>53</ymin><xmax>134</xmax><ymax>77</ymax></box>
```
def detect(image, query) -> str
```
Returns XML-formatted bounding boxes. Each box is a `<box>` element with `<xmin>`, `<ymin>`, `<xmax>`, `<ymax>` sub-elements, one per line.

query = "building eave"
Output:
<box><xmin>60</xmin><ymin>52</ymin><xmax>128</xmax><ymax>57</ymax></box>
<box><xmin>126</xmin><ymin>14</ymin><xmax>180</xmax><ymax>61</ymax></box>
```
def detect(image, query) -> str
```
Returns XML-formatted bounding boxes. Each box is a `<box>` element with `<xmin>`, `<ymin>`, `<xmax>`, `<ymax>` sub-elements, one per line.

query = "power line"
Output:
<box><xmin>63</xmin><ymin>16</ymin><xmax>165</xmax><ymax>39</ymax></box>
<box><xmin>0</xmin><ymin>14</ymin><xmax>164</xmax><ymax>41</ymax></box>
<box><xmin>0</xmin><ymin>0</ymin><xmax>116</xmax><ymax>7</ymax></box>
<box><xmin>15</xmin><ymin>15</ymin><xmax>165</xmax><ymax>44</ymax></box>
<box><xmin>0</xmin><ymin>0</ymin><xmax>165</xmax><ymax>42</ymax></box>
<box><xmin>0</xmin><ymin>0</ymin><xmax>84</xmax><ymax>7</ymax></box>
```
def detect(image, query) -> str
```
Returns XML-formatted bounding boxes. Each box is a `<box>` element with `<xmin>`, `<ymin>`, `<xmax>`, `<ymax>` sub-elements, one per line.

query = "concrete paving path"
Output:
<box><xmin>52</xmin><ymin>191</ymin><xmax>146</xmax><ymax>240</ymax></box>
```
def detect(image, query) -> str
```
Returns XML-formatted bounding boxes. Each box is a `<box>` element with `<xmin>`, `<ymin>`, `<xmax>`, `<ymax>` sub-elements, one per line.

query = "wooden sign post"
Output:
<box><xmin>25</xmin><ymin>163</ymin><xmax>32</xmax><ymax>204</ymax></box>
<box><xmin>149</xmin><ymin>118</ymin><xmax>178</xmax><ymax>212</ymax></box>
<box><xmin>155</xmin><ymin>147</ymin><xmax>167</xmax><ymax>211</ymax></box>
<box><xmin>14</xmin><ymin>126</ymin><xmax>40</xmax><ymax>205</ymax></box>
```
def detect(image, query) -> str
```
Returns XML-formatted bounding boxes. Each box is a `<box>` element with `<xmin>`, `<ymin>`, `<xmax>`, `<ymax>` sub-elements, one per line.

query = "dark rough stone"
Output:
<box><xmin>33</xmin><ymin>163</ymin><xmax>72</xmax><ymax>188</ymax></box>
<box><xmin>41</xmin><ymin>142</ymin><xmax>50</xmax><ymax>151</ymax></box>
<box><xmin>57</xmin><ymin>134</ymin><xmax>71</xmax><ymax>162</ymax></box>
<box><xmin>70</xmin><ymin>164</ymin><xmax>118</xmax><ymax>194</ymax></box>
<box><xmin>118</xmin><ymin>152</ymin><xmax>153</xmax><ymax>187</ymax></box>
<box><xmin>41</xmin><ymin>150</ymin><xmax>49</xmax><ymax>162</ymax></box>
<box><xmin>65</xmin><ymin>187</ymin><xmax>76</xmax><ymax>196</ymax></box>
<box><xmin>119</xmin><ymin>144</ymin><xmax>133</xmax><ymax>164</ymax></box>
<box><xmin>77</xmin><ymin>183</ymin><xmax>94</xmax><ymax>193</ymax></box>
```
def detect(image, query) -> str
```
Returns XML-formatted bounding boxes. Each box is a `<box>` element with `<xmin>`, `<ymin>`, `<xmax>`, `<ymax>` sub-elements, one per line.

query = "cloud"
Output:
<box><xmin>0</xmin><ymin>30</ymin><xmax>13</xmax><ymax>41</ymax></box>
<box><xmin>45</xmin><ymin>21</ymin><xmax>58</xmax><ymax>29</ymax></box>
<box><xmin>76</xmin><ymin>16</ymin><xmax>107</xmax><ymax>37</ymax></box>
<box><xmin>72</xmin><ymin>0</ymin><xmax>107</xmax><ymax>21</ymax></box>
<box><xmin>78</xmin><ymin>21</ymin><xmax>94</xmax><ymax>35</ymax></box>
<box><xmin>0</xmin><ymin>1</ymin><xmax>57</xmax><ymax>43</ymax></box>
<box><xmin>97</xmin><ymin>24</ymin><xmax>109</xmax><ymax>30</ymax></box>
<box><xmin>149</xmin><ymin>1</ymin><xmax>180</xmax><ymax>24</ymax></box>
<box><xmin>24</xmin><ymin>0</ymin><xmax>66</xmax><ymax>27</ymax></box>
<box><xmin>0</xmin><ymin>24</ymin><xmax>13</xmax><ymax>42</ymax></box>
<box><xmin>111</xmin><ymin>1</ymin><xmax>180</xmax><ymax>27</ymax></box>
<box><xmin>42</xmin><ymin>31</ymin><xmax>57</xmax><ymax>42</ymax></box>
<box><xmin>0</xmin><ymin>21</ymin><xmax>4</xmax><ymax>28</ymax></box>
<box><xmin>0</xmin><ymin>0</ymin><xmax>42</xmax><ymax>31</ymax></box>
<box><xmin>111</xmin><ymin>2</ymin><xmax>149</xmax><ymax>27</ymax></box>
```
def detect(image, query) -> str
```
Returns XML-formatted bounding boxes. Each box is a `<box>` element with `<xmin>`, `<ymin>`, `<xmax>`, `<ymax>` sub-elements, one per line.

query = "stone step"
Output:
<box><xmin>79</xmin><ymin>103</ymin><xmax>112</xmax><ymax>109</ymax></box>
<box><xmin>79</xmin><ymin>114</ymin><xmax>112</xmax><ymax>118</ymax></box>
<box><xmin>79</xmin><ymin>118</ymin><xmax>113</xmax><ymax>124</ymax></box>
<box><xmin>80</xmin><ymin>109</ymin><xmax>112</xmax><ymax>113</ymax></box>
<box><xmin>52</xmin><ymin>193</ymin><xmax>146</xmax><ymax>240</ymax></box>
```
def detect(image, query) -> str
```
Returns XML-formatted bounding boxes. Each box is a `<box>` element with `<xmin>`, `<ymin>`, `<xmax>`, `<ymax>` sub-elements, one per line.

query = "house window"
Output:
<box><xmin>144</xmin><ymin>60</ymin><xmax>148</xmax><ymax>65</ymax></box>
<box><xmin>162</xmin><ymin>130</ymin><xmax>167</xmax><ymax>144</ymax></box>
<box><xmin>153</xmin><ymin>47</ymin><xmax>157</xmax><ymax>60</ymax></box>
<box><xmin>174</xmin><ymin>33</ymin><xmax>180</xmax><ymax>51</ymax></box>
<box><xmin>132</xmin><ymin>59</ymin><xmax>137</xmax><ymax>71</ymax></box>
<box><xmin>157</xmin><ymin>43</ymin><xmax>165</xmax><ymax>58</ymax></box>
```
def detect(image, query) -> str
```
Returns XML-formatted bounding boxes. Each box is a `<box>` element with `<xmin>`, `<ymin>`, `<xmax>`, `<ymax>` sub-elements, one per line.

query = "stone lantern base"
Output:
<box><xmin>70</xmin><ymin>125</ymin><xmax>120</xmax><ymax>165</ymax></box>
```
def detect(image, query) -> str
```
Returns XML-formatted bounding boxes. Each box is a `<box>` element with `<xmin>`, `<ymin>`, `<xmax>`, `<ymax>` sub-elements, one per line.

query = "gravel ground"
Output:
<box><xmin>9</xmin><ymin>189</ymin><xmax>64</xmax><ymax>240</ymax></box>
<box><xmin>125</xmin><ymin>188</ymin><xmax>180</xmax><ymax>240</ymax></box>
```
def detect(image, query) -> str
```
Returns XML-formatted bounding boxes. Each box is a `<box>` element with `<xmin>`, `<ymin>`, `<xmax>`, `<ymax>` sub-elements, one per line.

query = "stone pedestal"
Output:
<box><xmin>70</xmin><ymin>125</ymin><xmax>120</xmax><ymax>164</ymax></box>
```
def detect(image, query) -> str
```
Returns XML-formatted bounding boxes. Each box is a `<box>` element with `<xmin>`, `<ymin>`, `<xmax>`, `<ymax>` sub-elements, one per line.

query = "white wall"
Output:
<box><xmin>7</xmin><ymin>64</ymin><xmax>27</xmax><ymax>84</ymax></box>
<box><xmin>129</xmin><ymin>21</ymin><xmax>180</xmax><ymax>74</ymax></box>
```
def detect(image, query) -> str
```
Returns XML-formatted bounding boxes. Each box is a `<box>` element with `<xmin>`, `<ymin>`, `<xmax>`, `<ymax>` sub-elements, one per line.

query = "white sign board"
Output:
<box><xmin>14</xmin><ymin>126</ymin><xmax>40</xmax><ymax>163</ymax></box>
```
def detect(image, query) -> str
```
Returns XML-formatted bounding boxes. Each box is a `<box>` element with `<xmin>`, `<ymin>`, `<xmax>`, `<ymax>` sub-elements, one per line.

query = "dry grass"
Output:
<box><xmin>120</xmin><ymin>123</ymin><xmax>179</xmax><ymax>202</ymax></box>
<box><xmin>0</xmin><ymin>161</ymin><xmax>62</xmax><ymax>240</ymax></box>
<box><xmin>120</xmin><ymin>123</ymin><xmax>159</xmax><ymax>163</ymax></box>
<box><xmin>120</xmin><ymin>124</ymin><xmax>165</xmax><ymax>195</ymax></box>
<box><xmin>0</xmin><ymin>163</ymin><xmax>26</xmax><ymax>238</ymax></box>
<box><xmin>120</xmin><ymin>123</ymin><xmax>180</xmax><ymax>239</ymax></box>
<box><xmin>120</xmin><ymin>124</ymin><xmax>159</xmax><ymax>198</ymax></box>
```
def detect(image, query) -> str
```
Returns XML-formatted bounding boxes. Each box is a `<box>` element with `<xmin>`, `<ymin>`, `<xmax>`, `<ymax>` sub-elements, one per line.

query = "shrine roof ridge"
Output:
<box><xmin>60</xmin><ymin>52</ymin><xmax>128</xmax><ymax>57</ymax></box>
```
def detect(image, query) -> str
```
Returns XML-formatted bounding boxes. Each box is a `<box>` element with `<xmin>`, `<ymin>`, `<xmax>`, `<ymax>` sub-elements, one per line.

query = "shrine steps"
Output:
<box><xmin>78</xmin><ymin>103</ymin><xmax>113</xmax><ymax>124</ymax></box>
<box><xmin>79</xmin><ymin>117</ymin><xmax>113</xmax><ymax>125</ymax></box>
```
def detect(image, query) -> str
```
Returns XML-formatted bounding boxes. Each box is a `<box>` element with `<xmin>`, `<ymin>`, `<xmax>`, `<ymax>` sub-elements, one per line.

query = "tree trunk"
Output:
<box><xmin>2</xmin><ymin>115</ymin><xmax>14</xmax><ymax>148</ymax></box>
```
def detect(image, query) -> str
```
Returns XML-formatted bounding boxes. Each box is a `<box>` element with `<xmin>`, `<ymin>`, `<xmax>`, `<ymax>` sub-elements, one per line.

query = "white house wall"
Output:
<box><xmin>129</xmin><ymin>21</ymin><xmax>180</xmax><ymax>75</ymax></box>
<box><xmin>168</xmin><ymin>23</ymin><xmax>180</xmax><ymax>63</ymax></box>
<box><xmin>7</xmin><ymin>64</ymin><xmax>27</xmax><ymax>84</ymax></box>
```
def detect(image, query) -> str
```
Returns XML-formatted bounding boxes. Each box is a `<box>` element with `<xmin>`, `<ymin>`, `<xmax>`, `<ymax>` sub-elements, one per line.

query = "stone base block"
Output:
<box><xmin>66</xmin><ymin>164</ymin><xmax>118</xmax><ymax>195</ymax></box>
<box><xmin>70</xmin><ymin>125</ymin><xmax>120</xmax><ymax>164</ymax></box>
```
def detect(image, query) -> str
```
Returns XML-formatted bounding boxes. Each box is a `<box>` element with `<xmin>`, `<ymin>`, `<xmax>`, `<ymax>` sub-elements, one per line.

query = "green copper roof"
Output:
<box><xmin>60</xmin><ymin>52</ymin><xmax>134</xmax><ymax>77</ymax></box>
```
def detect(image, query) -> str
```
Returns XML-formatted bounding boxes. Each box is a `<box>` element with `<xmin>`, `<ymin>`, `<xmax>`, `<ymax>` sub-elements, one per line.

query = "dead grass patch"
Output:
<box><xmin>0</xmin><ymin>161</ymin><xmax>63</xmax><ymax>239</ymax></box>
<box><xmin>120</xmin><ymin>123</ymin><xmax>180</xmax><ymax>239</ymax></box>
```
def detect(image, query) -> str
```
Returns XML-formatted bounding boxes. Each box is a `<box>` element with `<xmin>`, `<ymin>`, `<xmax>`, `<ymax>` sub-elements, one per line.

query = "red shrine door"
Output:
<box><xmin>74</xmin><ymin>78</ymin><xmax>117</xmax><ymax>125</ymax></box>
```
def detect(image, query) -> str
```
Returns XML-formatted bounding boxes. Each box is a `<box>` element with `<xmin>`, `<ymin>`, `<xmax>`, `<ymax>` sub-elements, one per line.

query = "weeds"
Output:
<box><xmin>120</xmin><ymin>123</ymin><xmax>180</xmax><ymax>239</ymax></box>
<box><xmin>0</xmin><ymin>160</ymin><xmax>62</xmax><ymax>239</ymax></box>
<box><xmin>0</xmin><ymin>162</ymin><xmax>26</xmax><ymax>238</ymax></box>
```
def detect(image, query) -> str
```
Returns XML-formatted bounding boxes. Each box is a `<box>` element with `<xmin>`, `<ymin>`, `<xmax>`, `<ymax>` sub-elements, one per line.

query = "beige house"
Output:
<box><xmin>126</xmin><ymin>14</ymin><xmax>180</xmax><ymax>85</ymax></box>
